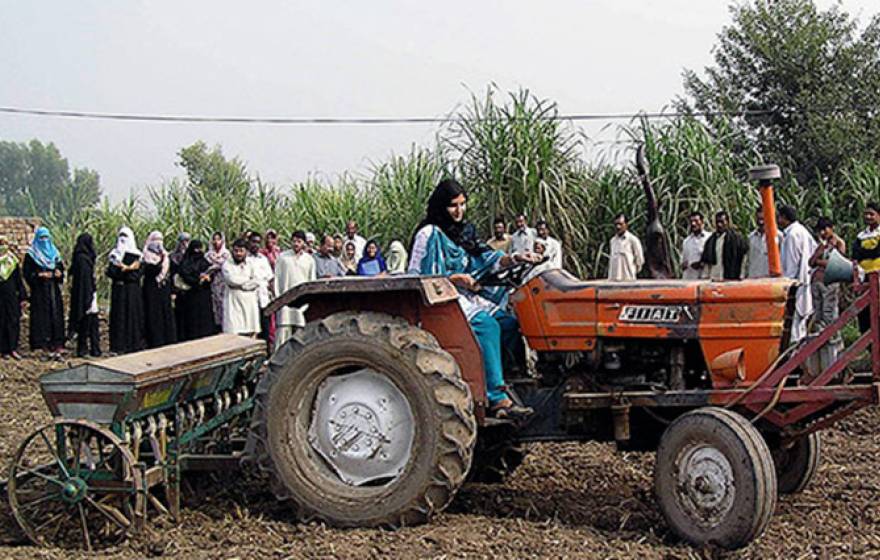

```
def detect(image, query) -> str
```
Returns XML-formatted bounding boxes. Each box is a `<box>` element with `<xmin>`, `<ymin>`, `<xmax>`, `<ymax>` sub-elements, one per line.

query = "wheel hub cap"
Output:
<box><xmin>675</xmin><ymin>444</ymin><xmax>735</xmax><ymax>527</ymax></box>
<box><xmin>60</xmin><ymin>477</ymin><xmax>88</xmax><ymax>504</ymax></box>
<box><xmin>309</xmin><ymin>368</ymin><xmax>415</xmax><ymax>486</ymax></box>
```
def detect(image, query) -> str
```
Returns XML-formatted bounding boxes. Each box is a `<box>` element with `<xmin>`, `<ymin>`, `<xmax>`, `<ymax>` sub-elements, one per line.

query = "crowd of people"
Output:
<box><xmin>0</xmin><ymin>220</ymin><xmax>411</xmax><ymax>359</ymax></box>
<box><xmin>2</xmin><ymin>188</ymin><xmax>880</xmax><ymax>419</ymax></box>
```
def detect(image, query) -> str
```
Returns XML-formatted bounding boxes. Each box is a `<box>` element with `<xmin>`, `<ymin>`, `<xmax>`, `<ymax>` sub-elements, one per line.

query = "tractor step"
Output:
<box><xmin>505</xmin><ymin>376</ymin><xmax>539</xmax><ymax>386</ymax></box>
<box><xmin>482</xmin><ymin>417</ymin><xmax>518</xmax><ymax>428</ymax></box>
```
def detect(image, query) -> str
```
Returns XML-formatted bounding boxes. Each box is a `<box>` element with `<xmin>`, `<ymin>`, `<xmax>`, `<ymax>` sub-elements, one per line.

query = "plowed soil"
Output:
<box><xmin>1</xmin><ymin>320</ymin><xmax>879</xmax><ymax>559</ymax></box>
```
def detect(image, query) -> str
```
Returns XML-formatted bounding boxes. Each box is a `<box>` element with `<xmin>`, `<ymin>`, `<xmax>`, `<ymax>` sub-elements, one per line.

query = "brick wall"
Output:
<box><xmin>0</xmin><ymin>217</ymin><xmax>41</xmax><ymax>261</ymax></box>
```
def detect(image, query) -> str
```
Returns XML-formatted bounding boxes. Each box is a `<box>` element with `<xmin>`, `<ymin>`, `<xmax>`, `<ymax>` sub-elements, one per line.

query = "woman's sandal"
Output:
<box><xmin>490</xmin><ymin>398</ymin><xmax>533</xmax><ymax>420</ymax></box>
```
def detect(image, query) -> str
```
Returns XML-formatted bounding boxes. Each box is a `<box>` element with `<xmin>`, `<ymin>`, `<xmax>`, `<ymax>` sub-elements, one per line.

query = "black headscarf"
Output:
<box><xmin>71</xmin><ymin>233</ymin><xmax>96</xmax><ymax>268</ymax></box>
<box><xmin>69</xmin><ymin>233</ymin><xmax>97</xmax><ymax>334</ymax></box>
<box><xmin>178</xmin><ymin>239</ymin><xmax>210</xmax><ymax>286</ymax></box>
<box><xmin>414</xmin><ymin>179</ymin><xmax>487</xmax><ymax>256</ymax></box>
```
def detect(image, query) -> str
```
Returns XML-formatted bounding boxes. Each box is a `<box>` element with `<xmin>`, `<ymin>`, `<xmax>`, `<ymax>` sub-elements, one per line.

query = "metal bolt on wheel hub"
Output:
<box><xmin>675</xmin><ymin>444</ymin><xmax>735</xmax><ymax>528</ymax></box>
<box><xmin>60</xmin><ymin>478</ymin><xmax>88</xmax><ymax>504</ymax></box>
<box><xmin>308</xmin><ymin>369</ymin><xmax>415</xmax><ymax>486</ymax></box>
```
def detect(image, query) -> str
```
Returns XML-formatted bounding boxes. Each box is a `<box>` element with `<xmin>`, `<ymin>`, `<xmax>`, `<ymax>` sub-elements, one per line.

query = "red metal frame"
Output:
<box><xmin>720</xmin><ymin>272</ymin><xmax>880</xmax><ymax>433</ymax></box>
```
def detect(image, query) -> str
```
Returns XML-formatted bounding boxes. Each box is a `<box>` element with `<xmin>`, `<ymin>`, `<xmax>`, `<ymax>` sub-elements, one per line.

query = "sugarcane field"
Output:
<box><xmin>4</xmin><ymin>1</ymin><xmax>880</xmax><ymax>558</ymax></box>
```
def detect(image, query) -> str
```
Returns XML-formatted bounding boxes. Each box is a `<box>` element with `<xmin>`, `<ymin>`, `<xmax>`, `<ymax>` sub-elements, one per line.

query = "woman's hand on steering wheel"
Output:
<box><xmin>450</xmin><ymin>273</ymin><xmax>479</xmax><ymax>292</ymax></box>
<box><xmin>514</xmin><ymin>251</ymin><xmax>543</xmax><ymax>264</ymax></box>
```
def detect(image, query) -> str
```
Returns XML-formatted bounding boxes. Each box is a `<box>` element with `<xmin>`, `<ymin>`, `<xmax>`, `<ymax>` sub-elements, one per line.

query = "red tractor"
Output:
<box><xmin>251</xmin><ymin>164</ymin><xmax>880</xmax><ymax>549</ymax></box>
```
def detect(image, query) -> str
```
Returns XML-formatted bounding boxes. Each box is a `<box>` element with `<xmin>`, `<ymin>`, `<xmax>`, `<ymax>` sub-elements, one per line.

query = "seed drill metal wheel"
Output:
<box><xmin>7</xmin><ymin>419</ymin><xmax>142</xmax><ymax>551</ymax></box>
<box><xmin>770</xmin><ymin>432</ymin><xmax>821</xmax><ymax>494</ymax></box>
<box><xmin>654</xmin><ymin>407</ymin><xmax>777</xmax><ymax>550</ymax></box>
<box><xmin>249</xmin><ymin>312</ymin><xmax>477</xmax><ymax>527</ymax></box>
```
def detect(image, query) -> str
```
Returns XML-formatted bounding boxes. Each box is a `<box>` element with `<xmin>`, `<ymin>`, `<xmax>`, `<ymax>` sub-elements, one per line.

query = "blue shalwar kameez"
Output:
<box><xmin>409</xmin><ymin>225</ymin><xmax>519</xmax><ymax>405</ymax></box>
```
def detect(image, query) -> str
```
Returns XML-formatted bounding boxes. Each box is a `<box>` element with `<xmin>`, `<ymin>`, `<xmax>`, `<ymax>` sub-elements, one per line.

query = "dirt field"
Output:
<box><xmin>1</xmin><ymin>323</ymin><xmax>880</xmax><ymax>559</ymax></box>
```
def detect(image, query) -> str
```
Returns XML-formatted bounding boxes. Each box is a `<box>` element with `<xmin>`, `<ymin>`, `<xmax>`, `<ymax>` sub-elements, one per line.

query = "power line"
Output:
<box><xmin>0</xmin><ymin>105</ymin><xmax>871</xmax><ymax>126</ymax></box>
<box><xmin>0</xmin><ymin>105</ymin><xmax>775</xmax><ymax>126</ymax></box>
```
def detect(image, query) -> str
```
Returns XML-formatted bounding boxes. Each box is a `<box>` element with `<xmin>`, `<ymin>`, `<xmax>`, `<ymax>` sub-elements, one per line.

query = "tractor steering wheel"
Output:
<box><xmin>474</xmin><ymin>257</ymin><xmax>547</xmax><ymax>288</ymax></box>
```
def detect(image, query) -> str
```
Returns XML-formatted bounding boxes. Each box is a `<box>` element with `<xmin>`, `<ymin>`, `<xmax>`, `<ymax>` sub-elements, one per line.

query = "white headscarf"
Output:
<box><xmin>141</xmin><ymin>230</ymin><xmax>170</xmax><ymax>284</ymax></box>
<box><xmin>387</xmin><ymin>241</ymin><xmax>409</xmax><ymax>274</ymax></box>
<box><xmin>109</xmin><ymin>226</ymin><xmax>142</xmax><ymax>265</ymax></box>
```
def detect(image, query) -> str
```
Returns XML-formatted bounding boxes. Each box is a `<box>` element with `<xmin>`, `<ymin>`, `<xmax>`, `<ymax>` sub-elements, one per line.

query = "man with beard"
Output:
<box><xmin>486</xmin><ymin>216</ymin><xmax>512</xmax><ymax>254</ymax></box>
<box><xmin>221</xmin><ymin>238</ymin><xmax>261</xmax><ymax>336</ymax></box>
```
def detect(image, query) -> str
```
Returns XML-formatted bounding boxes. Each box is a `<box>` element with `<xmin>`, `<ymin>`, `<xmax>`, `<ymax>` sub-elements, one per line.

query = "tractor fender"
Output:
<box><xmin>265</xmin><ymin>275</ymin><xmax>488</xmax><ymax>414</ymax></box>
<box><xmin>265</xmin><ymin>275</ymin><xmax>458</xmax><ymax>317</ymax></box>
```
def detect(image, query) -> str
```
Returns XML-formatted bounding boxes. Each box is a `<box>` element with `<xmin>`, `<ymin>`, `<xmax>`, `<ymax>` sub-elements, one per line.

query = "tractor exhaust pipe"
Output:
<box><xmin>749</xmin><ymin>164</ymin><xmax>783</xmax><ymax>277</ymax></box>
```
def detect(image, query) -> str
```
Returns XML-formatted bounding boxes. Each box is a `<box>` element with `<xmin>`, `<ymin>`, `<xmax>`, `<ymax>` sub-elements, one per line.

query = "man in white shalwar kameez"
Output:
<box><xmin>247</xmin><ymin>232</ymin><xmax>275</xmax><ymax>342</ymax></box>
<box><xmin>510</xmin><ymin>214</ymin><xmax>537</xmax><ymax>256</ymax></box>
<box><xmin>747</xmin><ymin>208</ymin><xmax>784</xmax><ymax>279</ymax></box>
<box><xmin>608</xmin><ymin>214</ymin><xmax>644</xmax><ymax>281</ymax></box>
<box><xmin>536</xmin><ymin>220</ymin><xmax>563</xmax><ymax>269</ymax></box>
<box><xmin>680</xmin><ymin>211</ymin><xmax>711</xmax><ymax>280</ymax></box>
<box><xmin>274</xmin><ymin>230</ymin><xmax>316</xmax><ymax>350</ymax></box>
<box><xmin>345</xmin><ymin>220</ymin><xmax>367</xmax><ymax>261</ymax></box>
<box><xmin>221</xmin><ymin>239</ymin><xmax>261</xmax><ymax>336</ymax></box>
<box><xmin>778</xmin><ymin>205</ymin><xmax>818</xmax><ymax>344</ymax></box>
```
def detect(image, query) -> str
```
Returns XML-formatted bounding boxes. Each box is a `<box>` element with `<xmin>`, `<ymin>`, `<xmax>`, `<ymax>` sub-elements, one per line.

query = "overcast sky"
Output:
<box><xmin>0</xmin><ymin>1</ymin><xmax>875</xmax><ymax>201</ymax></box>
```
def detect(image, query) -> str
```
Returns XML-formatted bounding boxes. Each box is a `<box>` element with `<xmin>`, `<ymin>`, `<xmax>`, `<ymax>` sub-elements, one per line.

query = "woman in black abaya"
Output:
<box><xmin>141</xmin><ymin>231</ymin><xmax>176</xmax><ymax>348</ymax></box>
<box><xmin>175</xmin><ymin>240</ymin><xmax>216</xmax><ymax>341</ymax></box>
<box><xmin>106</xmin><ymin>227</ymin><xmax>145</xmax><ymax>354</ymax></box>
<box><xmin>23</xmin><ymin>227</ymin><xmax>65</xmax><ymax>352</ymax></box>
<box><xmin>69</xmin><ymin>233</ymin><xmax>101</xmax><ymax>357</ymax></box>
<box><xmin>0</xmin><ymin>235</ymin><xmax>27</xmax><ymax>359</ymax></box>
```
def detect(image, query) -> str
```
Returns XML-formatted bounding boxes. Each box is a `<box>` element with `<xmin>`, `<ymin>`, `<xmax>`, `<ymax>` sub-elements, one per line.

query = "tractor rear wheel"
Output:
<box><xmin>770</xmin><ymin>432</ymin><xmax>821</xmax><ymax>494</ymax></box>
<box><xmin>248</xmin><ymin>312</ymin><xmax>476</xmax><ymax>527</ymax></box>
<box><xmin>654</xmin><ymin>407</ymin><xmax>777</xmax><ymax>549</ymax></box>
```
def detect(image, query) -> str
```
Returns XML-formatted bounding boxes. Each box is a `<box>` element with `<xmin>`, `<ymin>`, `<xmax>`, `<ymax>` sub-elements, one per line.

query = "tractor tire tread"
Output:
<box><xmin>245</xmin><ymin>311</ymin><xmax>476</xmax><ymax>528</ymax></box>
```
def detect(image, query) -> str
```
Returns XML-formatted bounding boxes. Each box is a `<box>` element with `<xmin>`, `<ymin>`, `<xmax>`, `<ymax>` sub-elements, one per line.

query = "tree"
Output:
<box><xmin>679</xmin><ymin>0</ymin><xmax>880</xmax><ymax>186</ymax></box>
<box><xmin>0</xmin><ymin>139</ymin><xmax>102</xmax><ymax>221</ymax></box>
<box><xmin>177</xmin><ymin>141</ymin><xmax>250</xmax><ymax>196</ymax></box>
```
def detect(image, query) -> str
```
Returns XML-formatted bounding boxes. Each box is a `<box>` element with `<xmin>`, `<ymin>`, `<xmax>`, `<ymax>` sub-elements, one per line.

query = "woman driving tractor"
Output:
<box><xmin>408</xmin><ymin>178</ymin><xmax>538</xmax><ymax>419</ymax></box>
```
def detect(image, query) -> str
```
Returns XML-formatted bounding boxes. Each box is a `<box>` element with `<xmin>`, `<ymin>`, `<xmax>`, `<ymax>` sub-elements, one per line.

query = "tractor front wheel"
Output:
<box><xmin>770</xmin><ymin>432</ymin><xmax>821</xmax><ymax>495</ymax></box>
<box><xmin>654</xmin><ymin>407</ymin><xmax>777</xmax><ymax>549</ymax></box>
<box><xmin>247</xmin><ymin>312</ymin><xmax>477</xmax><ymax>527</ymax></box>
